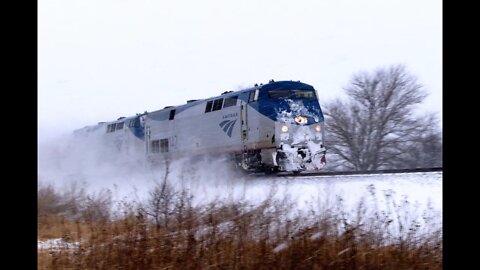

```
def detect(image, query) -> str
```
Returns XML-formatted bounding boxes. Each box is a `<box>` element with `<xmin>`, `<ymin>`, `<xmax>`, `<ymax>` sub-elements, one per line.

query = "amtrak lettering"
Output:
<box><xmin>222</xmin><ymin>112</ymin><xmax>238</xmax><ymax>119</ymax></box>
<box><xmin>219</xmin><ymin>119</ymin><xmax>237</xmax><ymax>137</ymax></box>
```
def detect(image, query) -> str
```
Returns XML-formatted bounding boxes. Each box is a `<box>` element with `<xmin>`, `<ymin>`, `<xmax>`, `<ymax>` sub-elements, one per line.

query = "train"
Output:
<box><xmin>73</xmin><ymin>80</ymin><xmax>327</xmax><ymax>173</ymax></box>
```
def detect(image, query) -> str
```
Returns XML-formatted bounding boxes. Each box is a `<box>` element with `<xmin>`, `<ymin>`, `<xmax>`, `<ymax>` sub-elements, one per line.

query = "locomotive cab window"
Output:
<box><xmin>107</xmin><ymin>124</ymin><xmax>116</xmax><ymax>133</ymax></box>
<box><xmin>268</xmin><ymin>89</ymin><xmax>316</xmax><ymax>100</ymax></box>
<box><xmin>129</xmin><ymin>118</ymin><xmax>137</xmax><ymax>127</ymax></box>
<box><xmin>248</xmin><ymin>91</ymin><xmax>255</xmax><ymax>103</ymax></box>
<box><xmin>293</xmin><ymin>90</ymin><xmax>316</xmax><ymax>99</ymax></box>
<box><xmin>212</xmin><ymin>98</ymin><xmax>224</xmax><ymax>111</ymax></box>
<box><xmin>151</xmin><ymin>140</ymin><xmax>160</xmax><ymax>153</ymax></box>
<box><xmin>160</xmin><ymin>139</ymin><xmax>169</xmax><ymax>153</ymax></box>
<box><xmin>223</xmin><ymin>96</ymin><xmax>238</xmax><ymax>108</ymax></box>
<box><xmin>268</xmin><ymin>90</ymin><xmax>290</xmax><ymax>99</ymax></box>
<box><xmin>205</xmin><ymin>100</ymin><xmax>213</xmax><ymax>113</ymax></box>
<box><xmin>151</xmin><ymin>139</ymin><xmax>169</xmax><ymax>153</ymax></box>
<box><xmin>169</xmin><ymin>109</ymin><xmax>176</xmax><ymax>120</ymax></box>
<box><xmin>116</xmin><ymin>122</ymin><xmax>124</xmax><ymax>130</ymax></box>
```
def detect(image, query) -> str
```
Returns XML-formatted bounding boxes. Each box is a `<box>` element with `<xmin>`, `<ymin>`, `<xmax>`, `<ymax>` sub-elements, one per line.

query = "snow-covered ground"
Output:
<box><xmin>38</xmin><ymin>136</ymin><xmax>442</xmax><ymax>231</ymax></box>
<box><xmin>38</xmin><ymin>238</ymin><xmax>80</xmax><ymax>251</ymax></box>
<box><xmin>39</xmin><ymin>153</ymin><xmax>442</xmax><ymax>216</ymax></box>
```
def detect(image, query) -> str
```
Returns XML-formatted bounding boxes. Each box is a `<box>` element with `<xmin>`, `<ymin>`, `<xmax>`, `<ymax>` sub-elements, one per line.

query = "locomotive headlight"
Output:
<box><xmin>315</xmin><ymin>125</ymin><xmax>321</xmax><ymax>132</ymax></box>
<box><xmin>281</xmin><ymin>125</ymin><xmax>289</xmax><ymax>132</ymax></box>
<box><xmin>294</xmin><ymin>116</ymin><xmax>308</xmax><ymax>125</ymax></box>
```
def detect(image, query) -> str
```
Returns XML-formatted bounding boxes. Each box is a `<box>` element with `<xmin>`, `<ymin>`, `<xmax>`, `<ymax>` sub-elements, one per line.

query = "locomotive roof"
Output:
<box><xmin>147</xmin><ymin>80</ymin><xmax>314</xmax><ymax>114</ymax></box>
<box><xmin>82</xmin><ymin>80</ymin><xmax>315</xmax><ymax>127</ymax></box>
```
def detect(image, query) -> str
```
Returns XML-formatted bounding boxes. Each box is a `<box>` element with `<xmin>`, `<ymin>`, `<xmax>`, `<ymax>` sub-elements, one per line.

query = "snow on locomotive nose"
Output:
<box><xmin>273</xmin><ymin>99</ymin><xmax>326</xmax><ymax>172</ymax></box>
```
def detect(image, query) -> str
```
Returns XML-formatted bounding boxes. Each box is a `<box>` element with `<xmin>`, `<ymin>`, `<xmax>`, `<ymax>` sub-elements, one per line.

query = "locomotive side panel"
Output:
<box><xmin>73</xmin><ymin>115</ymin><xmax>146</xmax><ymax>163</ymax></box>
<box><xmin>144</xmin><ymin>95</ymin><xmax>245</xmax><ymax>161</ymax></box>
<box><xmin>244</xmin><ymin>106</ymin><xmax>276</xmax><ymax>150</ymax></box>
<box><xmin>173</xmin><ymin>100</ymin><xmax>243</xmax><ymax>155</ymax></box>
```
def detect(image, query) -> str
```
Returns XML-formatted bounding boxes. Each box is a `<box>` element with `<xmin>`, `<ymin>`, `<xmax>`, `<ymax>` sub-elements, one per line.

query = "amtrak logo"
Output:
<box><xmin>219</xmin><ymin>119</ymin><xmax>237</xmax><ymax>137</ymax></box>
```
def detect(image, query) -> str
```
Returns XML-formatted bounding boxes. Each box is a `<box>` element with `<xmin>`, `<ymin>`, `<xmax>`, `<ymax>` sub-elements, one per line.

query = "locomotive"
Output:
<box><xmin>73</xmin><ymin>80</ymin><xmax>327</xmax><ymax>173</ymax></box>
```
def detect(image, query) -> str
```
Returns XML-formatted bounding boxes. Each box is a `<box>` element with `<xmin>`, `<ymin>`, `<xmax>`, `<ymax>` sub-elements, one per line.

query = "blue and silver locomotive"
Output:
<box><xmin>74</xmin><ymin>80</ymin><xmax>327</xmax><ymax>173</ymax></box>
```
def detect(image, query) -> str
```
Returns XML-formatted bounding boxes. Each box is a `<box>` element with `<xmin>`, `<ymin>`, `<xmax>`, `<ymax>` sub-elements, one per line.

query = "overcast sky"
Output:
<box><xmin>38</xmin><ymin>0</ymin><xmax>442</xmax><ymax>141</ymax></box>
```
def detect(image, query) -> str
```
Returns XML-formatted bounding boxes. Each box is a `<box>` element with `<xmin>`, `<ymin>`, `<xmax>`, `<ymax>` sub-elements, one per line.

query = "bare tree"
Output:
<box><xmin>141</xmin><ymin>157</ymin><xmax>179</xmax><ymax>231</ymax></box>
<box><xmin>143</xmin><ymin>178</ymin><xmax>178</xmax><ymax>230</ymax></box>
<box><xmin>393</xmin><ymin>114</ymin><xmax>442</xmax><ymax>168</ymax></box>
<box><xmin>324</xmin><ymin>65</ymin><xmax>442</xmax><ymax>170</ymax></box>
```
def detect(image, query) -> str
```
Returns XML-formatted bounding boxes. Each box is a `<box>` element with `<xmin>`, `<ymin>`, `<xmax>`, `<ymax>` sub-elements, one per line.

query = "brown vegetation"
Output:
<box><xmin>38</xmin><ymin>180</ymin><xmax>442</xmax><ymax>269</ymax></box>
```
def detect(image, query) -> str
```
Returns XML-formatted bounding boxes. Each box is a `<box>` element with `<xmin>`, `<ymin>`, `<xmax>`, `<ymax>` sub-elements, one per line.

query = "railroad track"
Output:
<box><xmin>271</xmin><ymin>167</ymin><xmax>443</xmax><ymax>178</ymax></box>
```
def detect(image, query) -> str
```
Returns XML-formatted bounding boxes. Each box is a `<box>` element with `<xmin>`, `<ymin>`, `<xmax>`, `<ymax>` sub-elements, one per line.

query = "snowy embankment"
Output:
<box><xmin>40</xmin><ymin>155</ymin><xmax>442</xmax><ymax>223</ymax></box>
<box><xmin>38</xmin><ymin>134</ymin><xmax>442</xmax><ymax>217</ymax></box>
<box><xmin>38</xmin><ymin>168</ymin><xmax>442</xmax><ymax>252</ymax></box>
<box><xmin>39</xmin><ymin>136</ymin><xmax>442</xmax><ymax>251</ymax></box>
<box><xmin>188</xmin><ymin>170</ymin><xmax>442</xmax><ymax>236</ymax></box>
<box><xmin>39</xmin><ymin>152</ymin><xmax>442</xmax><ymax>216</ymax></box>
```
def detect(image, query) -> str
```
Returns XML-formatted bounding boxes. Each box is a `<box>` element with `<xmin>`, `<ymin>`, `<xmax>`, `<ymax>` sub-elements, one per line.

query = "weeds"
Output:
<box><xmin>38</xmin><ymin>179</ymin><xmax>442</xmax><ymax>269</ymax></box>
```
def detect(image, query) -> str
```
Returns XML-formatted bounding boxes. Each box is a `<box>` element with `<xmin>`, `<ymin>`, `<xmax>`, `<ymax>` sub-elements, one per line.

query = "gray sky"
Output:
<box><xmin>38</xmin><ymin>0</ymin><xmax>442</xmax><ymax>141</ymax></box>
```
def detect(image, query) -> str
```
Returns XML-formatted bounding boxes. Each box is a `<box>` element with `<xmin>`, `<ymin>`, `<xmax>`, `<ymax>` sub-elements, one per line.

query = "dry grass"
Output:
<box><xmin>38</xmin><ymin>179</ymin><xmax>442</xmax><ymax>269</ymax></box>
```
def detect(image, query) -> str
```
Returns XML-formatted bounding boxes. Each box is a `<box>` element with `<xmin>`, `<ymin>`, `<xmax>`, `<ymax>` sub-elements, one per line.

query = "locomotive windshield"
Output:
<box><xmin>267</xmin><ymin>89</ymin><xmax>316</xmax><ymax>100</ymax></box>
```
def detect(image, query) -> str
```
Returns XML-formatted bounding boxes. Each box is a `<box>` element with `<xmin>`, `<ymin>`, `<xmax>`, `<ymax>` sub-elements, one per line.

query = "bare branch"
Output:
<box><xmin>324</xmin><ymin>65</ymin><xmax>441</xmax><ymax>170</ymax></box>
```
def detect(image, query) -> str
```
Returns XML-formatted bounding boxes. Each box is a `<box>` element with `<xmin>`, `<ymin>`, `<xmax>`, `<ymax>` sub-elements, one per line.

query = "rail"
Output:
<box><xmin>274</xmin><ymin>167</ymin><xmax>443</xmax><ymax>177</ymax></box>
